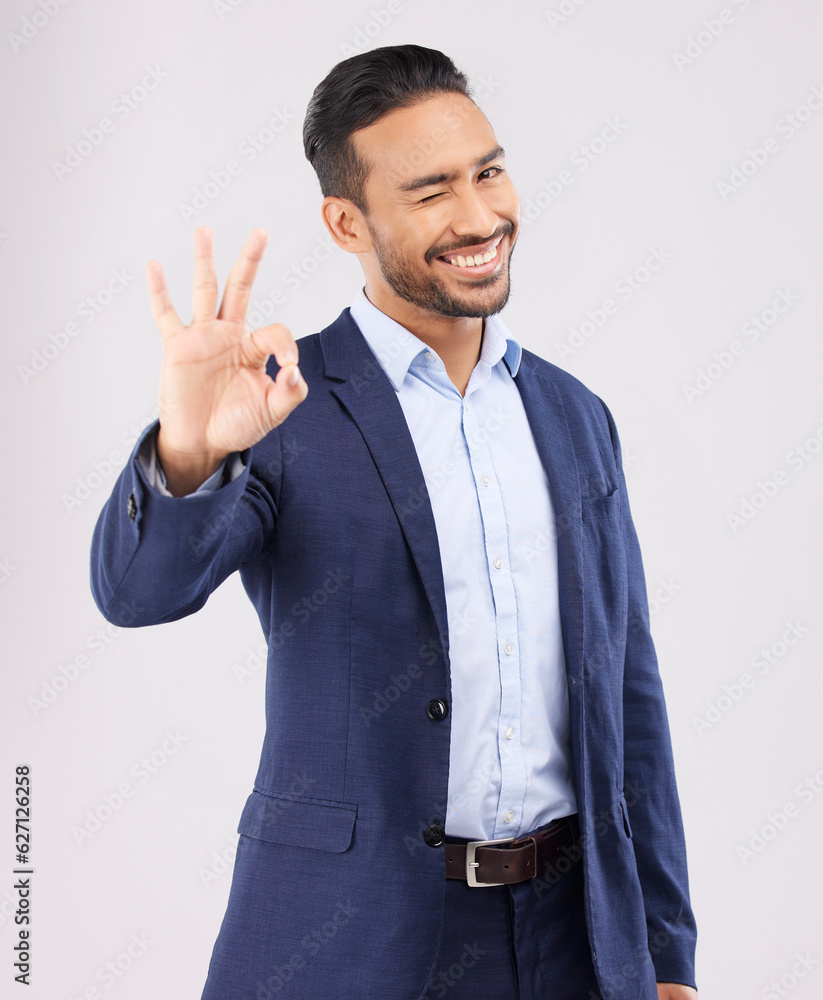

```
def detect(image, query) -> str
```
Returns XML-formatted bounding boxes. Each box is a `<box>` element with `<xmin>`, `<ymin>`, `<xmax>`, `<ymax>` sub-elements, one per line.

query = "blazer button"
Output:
<box><xmin>426</xmin><ymin>699</ymin><xmax>448</xmax><ymax>721</ymax></box>
<box><xmin>127</xmin><ymin>492</ymin><xmax>137</xmax><ymax>521</ymax></box>
<box><xmin>423</xmin><ymin>824</ymin><xmax>445</xmax><ymax>847</ymax></box>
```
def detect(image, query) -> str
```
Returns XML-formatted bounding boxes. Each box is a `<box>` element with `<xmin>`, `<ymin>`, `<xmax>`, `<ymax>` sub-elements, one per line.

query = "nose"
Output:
<box><xmin>449</xmin><ymin>182</ymin><xmax>499</xmax><ymax>242</ymax></box>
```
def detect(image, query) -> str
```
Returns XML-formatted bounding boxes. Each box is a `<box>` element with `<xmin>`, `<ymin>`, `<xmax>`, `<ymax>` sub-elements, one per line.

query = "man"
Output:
<box><xmin>90</xmin><ymin>44</ymin><xmax>698</xmax><ymax>1000</ymax></box>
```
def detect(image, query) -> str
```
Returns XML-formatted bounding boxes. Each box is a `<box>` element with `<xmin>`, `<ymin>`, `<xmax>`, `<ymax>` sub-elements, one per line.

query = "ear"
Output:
<box><xmin>321</xmin><ymin>196</ymin><xmax>370</xmax><ymax>254</ymax></box>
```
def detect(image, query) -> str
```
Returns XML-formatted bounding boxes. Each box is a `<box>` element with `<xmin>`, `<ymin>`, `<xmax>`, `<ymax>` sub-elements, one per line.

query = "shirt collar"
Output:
<box><xmin>348</xmin><ymin>286</ymin><xmax>521</xmax><ymax>391</ymax></box>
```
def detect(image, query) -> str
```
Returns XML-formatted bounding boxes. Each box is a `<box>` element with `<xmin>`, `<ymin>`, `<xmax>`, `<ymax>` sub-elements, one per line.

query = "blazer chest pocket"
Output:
<box><xmin>618</xmin><ymin>790</ymin><xmax>633</xmax><ymax>838</ymax></box>
<box><xmin>581</xmin><ymin>486</ymin><xmax>620</xmax><ymax>521</ymax></box>
<box><xmin>237</xmin><ymin>788</ymin><xmax>357</xmax><ymax>853</ymax></box>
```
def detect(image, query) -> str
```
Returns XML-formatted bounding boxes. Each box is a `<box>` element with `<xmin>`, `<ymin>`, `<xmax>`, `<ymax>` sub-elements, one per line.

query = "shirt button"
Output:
<box><xmin>503</xmin><ymin>642</ymin><xmax>513</xmax><ymax>656</ymax></box>
<box><xmin>504</xmin><ymin>726</ymin><xmax>514</xmax><ymax>740</ymax></box>
<box><xmin>480</xmin><ymin>474</ymin><xmax>490</xmax><ymax>487</ymax></box>
<box><xmin>424</xmin><ymin>351</ymin><xmax>434</xmax><ymax>361</ymax></box>
<box><xmin>504</xmin><ymin>810</ymin><xmax>515</xmax><ymax>823</ymax></box>
<box><xmin>493</xmin><ymin>556</ymin><xmax>503</xmax><ymax>569</ymax></box>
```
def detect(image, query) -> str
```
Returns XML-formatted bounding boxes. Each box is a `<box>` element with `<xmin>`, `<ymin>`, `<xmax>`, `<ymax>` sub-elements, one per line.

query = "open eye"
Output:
<box><xmin>418</xmin><ymin>166</ymin><xmax>505</xmax><ymax>204</ymax></box>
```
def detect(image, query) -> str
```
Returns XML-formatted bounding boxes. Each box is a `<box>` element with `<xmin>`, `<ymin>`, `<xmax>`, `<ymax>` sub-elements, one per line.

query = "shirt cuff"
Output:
<box><xmin>136</xmin><ymin>426</ymin><xmax>246</xmax><ymax>496</ymax></box>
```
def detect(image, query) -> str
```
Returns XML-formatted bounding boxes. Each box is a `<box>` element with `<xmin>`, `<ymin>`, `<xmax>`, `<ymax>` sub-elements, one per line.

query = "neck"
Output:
<box><xmin>363</xmin><ymin>284</ymin><xmax>484</xmax><ymax>396</ymax></box>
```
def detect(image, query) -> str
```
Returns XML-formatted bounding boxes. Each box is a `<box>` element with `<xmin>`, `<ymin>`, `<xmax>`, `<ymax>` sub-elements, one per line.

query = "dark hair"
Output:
<box><xmin>303</xmin><ymin>44</ymin><xmax>474</xmax><ymax>214</ymax></box>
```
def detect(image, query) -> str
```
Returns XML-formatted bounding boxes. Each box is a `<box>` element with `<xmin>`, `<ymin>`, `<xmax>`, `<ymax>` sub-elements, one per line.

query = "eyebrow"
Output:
<box><xmin>398</xmin><ymin>145</ymin><xmax>506</xmax><ymax>193</ymax></box>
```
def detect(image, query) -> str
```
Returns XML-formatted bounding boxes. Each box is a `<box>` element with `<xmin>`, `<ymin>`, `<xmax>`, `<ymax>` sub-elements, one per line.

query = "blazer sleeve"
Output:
<box><xmin>89</xmin><ymin>419</ymin><xmax>279</xmax><ymax>627</ymax></box>
<box><xmin>598</xmin><ymin>396</ymin><xmax>699</xmax><ymax>989</ymax></box>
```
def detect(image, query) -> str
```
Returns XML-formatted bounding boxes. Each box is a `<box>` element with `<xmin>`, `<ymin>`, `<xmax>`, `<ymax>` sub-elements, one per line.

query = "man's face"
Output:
<box><xmin>350</xmin><ymin>92</ymin><xmax>520</xmax><ymax>319</ymax></box>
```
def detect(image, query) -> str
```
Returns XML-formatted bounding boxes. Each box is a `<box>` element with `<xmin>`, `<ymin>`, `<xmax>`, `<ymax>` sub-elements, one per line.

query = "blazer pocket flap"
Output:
<box><xmin>238</xmin><ymin>789</ymin><xmax>357</xmax><ymax>853</ymax></box>
<box><xmin>581</xmin><ymin>487</ymin><xmax>620</xmax><ymax>520</ymax></box>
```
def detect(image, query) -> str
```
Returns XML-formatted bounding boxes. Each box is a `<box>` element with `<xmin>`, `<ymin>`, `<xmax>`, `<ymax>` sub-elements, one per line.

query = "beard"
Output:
<box><xmin>365</xmin><ymin>220</ymin><xmax>515</xmax><ymax>319</ymax></box>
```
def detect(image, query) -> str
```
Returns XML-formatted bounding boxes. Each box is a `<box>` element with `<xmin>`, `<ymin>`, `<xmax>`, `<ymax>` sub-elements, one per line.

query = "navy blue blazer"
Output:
<box><xmin>90</xmin><ymin>306</ymin><xmax>697</xmax><ymax>999</ymax></box>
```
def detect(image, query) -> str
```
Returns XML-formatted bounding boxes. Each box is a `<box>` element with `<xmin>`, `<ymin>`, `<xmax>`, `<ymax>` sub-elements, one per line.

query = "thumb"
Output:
<box><xmin>265</xmin><ymin>360</ymin><xmax>308</xmax><ymax>428</ymax></box>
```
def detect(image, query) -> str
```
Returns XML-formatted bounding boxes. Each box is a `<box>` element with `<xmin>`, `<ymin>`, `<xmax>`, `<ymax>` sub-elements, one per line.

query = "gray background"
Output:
<box><xmin>2</xmin><ymin>0</ymin><xmax>822</xmax><ymax>996</ymax></box>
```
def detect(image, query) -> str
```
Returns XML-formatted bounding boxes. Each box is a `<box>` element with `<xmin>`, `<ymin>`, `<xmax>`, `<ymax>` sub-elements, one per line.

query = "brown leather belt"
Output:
<box><xmin>444</xmin><ymin>814</ymin><xmax>580</xmax><ymax>887</ymax></box>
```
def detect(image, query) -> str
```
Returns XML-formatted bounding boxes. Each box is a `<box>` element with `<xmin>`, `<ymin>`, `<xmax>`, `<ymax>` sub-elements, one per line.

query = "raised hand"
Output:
<box><xmin>147</xmin><ymin>226</ymin><xmax>308</xmax><ymax>495</ymax></box>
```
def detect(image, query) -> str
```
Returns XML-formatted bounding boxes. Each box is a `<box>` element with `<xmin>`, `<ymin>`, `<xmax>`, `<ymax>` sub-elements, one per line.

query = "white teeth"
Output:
<box><xmin>446</xmin><ymin>243</ymin><xmax>498</xmax><ymax>268</ymax></box>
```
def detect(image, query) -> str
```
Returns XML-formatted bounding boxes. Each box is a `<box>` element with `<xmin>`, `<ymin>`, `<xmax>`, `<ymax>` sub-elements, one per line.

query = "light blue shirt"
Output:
<box><xmin>140</xmin><ymin>288</ymin><xmax>577</xmax><ymax>840</ymax></box>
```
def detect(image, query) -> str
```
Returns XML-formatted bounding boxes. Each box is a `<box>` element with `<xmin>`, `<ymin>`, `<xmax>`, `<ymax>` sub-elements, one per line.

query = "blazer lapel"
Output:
<box><xmin>320</xmin><ymin>309</ymin><xmax>451</xmax><ymax>659</ymax></box>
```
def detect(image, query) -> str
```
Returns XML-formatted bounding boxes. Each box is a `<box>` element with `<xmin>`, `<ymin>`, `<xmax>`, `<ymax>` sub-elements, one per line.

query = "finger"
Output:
<box><xmin>246</xmin><ymin>322</ymin><xmax>299</xmax><ymax>369</ymax></box>
<box><xmin>146</xmin><ymin>259</ymin><xmax>182</xmax><ymax>340</ymax></box>
<box><xmin>266</xmin><ymin>361</ymin><xmax>308</xmax><ymax>428</ymax></box>
<box><xmin>216</xmin><ymin>227</ymin><xmax>269</xmax><ymax>325</ymax></box>
<box><xmin>192</xmin><ymin>225</ymin><xmax>218</xmax><ymax>323</ymax></box>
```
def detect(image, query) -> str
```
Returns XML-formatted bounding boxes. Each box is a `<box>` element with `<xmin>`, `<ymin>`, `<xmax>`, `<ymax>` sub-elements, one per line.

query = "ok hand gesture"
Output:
<box><xmin>147</xmin><ymin>226</ymin><xmax>308</xmax><ymax>495</ymax></box>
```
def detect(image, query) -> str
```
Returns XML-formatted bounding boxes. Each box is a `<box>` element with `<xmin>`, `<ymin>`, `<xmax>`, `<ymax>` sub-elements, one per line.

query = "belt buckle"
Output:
<box><xmin>465</xmin><ymin>835</ymin><xmax>517</xmax><ymax>887</ymax></box>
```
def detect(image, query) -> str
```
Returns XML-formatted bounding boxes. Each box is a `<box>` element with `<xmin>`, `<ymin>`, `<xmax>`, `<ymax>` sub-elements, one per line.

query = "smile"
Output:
<box><xmin>435</xmin><ymin>234</ymin><xmax>505</xmax><ymax>276</ymax></box>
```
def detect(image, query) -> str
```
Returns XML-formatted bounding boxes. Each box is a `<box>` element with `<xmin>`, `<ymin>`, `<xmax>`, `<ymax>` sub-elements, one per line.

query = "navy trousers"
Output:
<box><xmin>421</xmin><ymin>822</ymin><xmax>603</xmax><ymax>1000</ymax></box>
